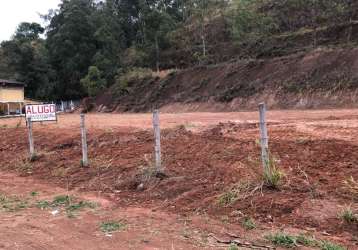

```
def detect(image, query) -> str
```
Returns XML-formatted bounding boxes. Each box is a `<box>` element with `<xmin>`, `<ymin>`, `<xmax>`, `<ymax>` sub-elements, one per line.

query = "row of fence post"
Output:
<box><xmin>27</xmin><ymin>104</ymin><xmax>269</xmax><ymax>175</ymax></box>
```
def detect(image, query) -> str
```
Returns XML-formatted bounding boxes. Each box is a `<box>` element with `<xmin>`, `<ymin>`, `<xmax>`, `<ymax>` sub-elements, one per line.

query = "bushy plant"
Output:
<box><xmin>80</xmin><ymin>66</ymin><xmax>107</xmax><ymax>97</ymax></box>
<box><xmin>231</xmin><ymin>0</ymin><xmax>277</xmax><ymax>46</ymax></box>
<box><xmin>114</xmin><ymin>67</ymin><xmax>153</xmax><ymax>95</ymax></box>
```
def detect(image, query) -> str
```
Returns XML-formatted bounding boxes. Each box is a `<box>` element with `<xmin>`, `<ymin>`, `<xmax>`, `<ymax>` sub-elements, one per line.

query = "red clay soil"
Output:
<box><xmin>0</xmin><ymin>112</ymin><xmax>358</xmax><ymax>248</ymax></box>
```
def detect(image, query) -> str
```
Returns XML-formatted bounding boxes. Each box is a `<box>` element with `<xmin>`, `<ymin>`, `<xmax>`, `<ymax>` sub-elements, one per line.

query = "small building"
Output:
<box><xmin>0</xmin><ymin>79</ymin><xmax>25</xmax><ymax>116</ymax></box>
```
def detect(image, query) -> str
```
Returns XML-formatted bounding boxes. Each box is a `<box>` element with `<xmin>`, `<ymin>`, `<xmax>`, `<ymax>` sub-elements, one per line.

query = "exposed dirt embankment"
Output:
<box><xmin>97</xmin><ymin>47</ymin><xmax>358</xmax><ymax>112</ymax></box>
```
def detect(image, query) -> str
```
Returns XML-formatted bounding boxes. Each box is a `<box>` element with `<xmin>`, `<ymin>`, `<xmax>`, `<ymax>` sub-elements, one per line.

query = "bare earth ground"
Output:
<box><xmin>0</xmin><ymin>110</ymin><xmax>358</xmax><ymax>249</ymax></box>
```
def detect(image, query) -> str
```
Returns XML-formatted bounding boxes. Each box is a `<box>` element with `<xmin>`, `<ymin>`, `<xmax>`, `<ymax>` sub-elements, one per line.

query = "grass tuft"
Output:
<box><xmin>227</xmin><ymin>244</ymin><xmax>239</xmax><ymax>250</ymax></box>
<box><xmin>242</xmin><ymin>217</ymin><xmax>256</xmax><ymax>230</ymax></box>
<box><xmin>35</xmin><ymin>195</ymin><xmax>97</xmax><ymax>217</ymax></box>
<box><xmin>266</xmin><ymin>232</ymin><xmax>346</xmax><ymax>250</ymax></box>
<box><xmin>0</xmin><ymin>194</ymin><xmax>29</xmax><ymax>212</ymax></box>
<box><xmin>343</xmin><ymin>176</ymin><xmax>358</xmax><ymax>199</ymax></box>
<box><xmin>296</xmin><ymin>234</ymin><xmax>319</xmax><ymax>247</ymax></box>
<box><xmin>339</xmin><ymin>205</ymin><xmax>358</xmax><ymax>224</ymax></box>
<box><xmin>266</xmin><ymin>232</ymin><xmax>297</xmax><ymax>248</ymax></box>
<box><xmin>218</xmin><ymin>190</ymin><xmax>239</xmax><ymax>207</ymax></box>
<box><xmin>263</xmin><ymin>155</ymin><xmax>284</xmax><ymax>189</ymax></box>
<box><xmin>320</xmin><ymin>241</ymin><xmax>346</xmax><ymax>250</ymax></box>
<box><xmin>217</xmin><ymin>181</ymin><xmax>259</xmax><ymax>207</ymax></box>
<box><xmin>30</xmin><ymin>191</ymin><xmax>39</xmax><ymax>197</ymax></box>
<box><xmin>36</xmin><ymin>200</ymin><xmax>50</xmax><ymax>209</ymax></box>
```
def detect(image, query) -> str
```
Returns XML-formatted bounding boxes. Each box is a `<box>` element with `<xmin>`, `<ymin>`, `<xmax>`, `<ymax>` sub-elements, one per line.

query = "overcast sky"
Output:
<box><xmin>0</xmin><ymin>0</ymin><xmax>61</xmax><ymax>42</ymax></box>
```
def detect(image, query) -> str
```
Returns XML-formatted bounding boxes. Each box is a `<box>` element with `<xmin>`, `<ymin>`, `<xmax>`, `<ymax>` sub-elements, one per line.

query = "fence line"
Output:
<box><xmin>80</xmin><ymin>114</ymin><xmax>89</xmax><ymax>167</ymax></box>
<box><xmin>56</xmin><ymin>100</ymin><xmax>81</xmax><ymax>112</ymax></box>
<box><xmin>152</xmin><ymin>110</ymin><xmax>162</xmax><ymax>173</ymax></box>
<box><xmin>20</xmin><ymin>103</ymin><xmax>272</xmax><ymax>179</ymax></box>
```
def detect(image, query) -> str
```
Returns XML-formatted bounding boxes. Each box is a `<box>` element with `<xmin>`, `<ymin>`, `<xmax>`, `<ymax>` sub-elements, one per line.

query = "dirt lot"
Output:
<box><xmin>0</xmin><ymin>110</ymin><xmax>357</xmax><ymax>249</ymax></box>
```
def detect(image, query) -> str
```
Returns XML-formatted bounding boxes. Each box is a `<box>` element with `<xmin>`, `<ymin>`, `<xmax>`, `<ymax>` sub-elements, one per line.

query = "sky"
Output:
<box><xmin>0</xmin><ymin>0</ymin><xmax>61</xmax><ymax>42</ymax></box>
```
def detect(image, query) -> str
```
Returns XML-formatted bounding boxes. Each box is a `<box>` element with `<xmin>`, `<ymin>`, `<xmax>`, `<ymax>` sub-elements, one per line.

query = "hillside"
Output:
<box><xmin>2</xmin><ymin>0</ymin><xmax>358</xmax><ymax>107</ymax></box>
<box><xmin>96</xmin><ymin>46</ymin><xmax>358</xmax><ymax>112</ymax></box>
<box><xmin>94</xmin><ymin>1</ymin><xmax>358</xmax><ymax>112</ymax></box>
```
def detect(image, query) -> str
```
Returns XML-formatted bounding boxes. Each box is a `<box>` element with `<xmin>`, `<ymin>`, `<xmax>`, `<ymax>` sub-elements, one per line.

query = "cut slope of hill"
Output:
<box><xmin>96</xmin><ymin>46</ymin><xmax>358</xmax><ymax>112</ymax></box>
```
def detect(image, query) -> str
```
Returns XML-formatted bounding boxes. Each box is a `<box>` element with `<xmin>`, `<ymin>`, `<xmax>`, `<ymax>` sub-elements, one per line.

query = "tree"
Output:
<box><xmin>80</xmin><ymin>66</ymin><xmax>106</xmax><ymax>97</ymax></box>
<box><xmin>91</xmin><ymin>0</ymin><xmax>126</xmax><ymax>83</ymax></box>
<box><xmin>0</xmin><ymin>22</ymin><xmax>53</xmax><ymax>99</ymax></box>
<box><xmin>13</xmin><ymin>22</ymin><xmax>45</xmax><ymax>41</ymax></box>
<box><xmin>232</xmin><ymin>0</ymin><xmax>277</xmax><ymax>47</ymax></box>
<box><xmin>141</xmin><ymin>6</ymin><xmax>176</xmax><ymax>71</ymax></box>
<box><xmin>46</xmin><ymin>0</ymin><xmax>97</xmax><ymax>99</ymax></box>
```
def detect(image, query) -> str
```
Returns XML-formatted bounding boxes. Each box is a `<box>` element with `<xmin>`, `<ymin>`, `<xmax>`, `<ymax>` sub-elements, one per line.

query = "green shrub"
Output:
<box><xmin>114</xmin><ymin>67</ymin><xmax>153</xmax><ymax>95</ymax></box>
<box><xmin>81</xmin><ymin>66</ymin><xmax>107</xmax><ymax>97</ymax></box>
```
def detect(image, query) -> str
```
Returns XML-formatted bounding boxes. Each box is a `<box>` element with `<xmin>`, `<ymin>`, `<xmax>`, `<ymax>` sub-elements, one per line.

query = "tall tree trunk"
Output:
<box><xmin>201</xmin><ymin>34</ymin><xmax>206</xmax><ymax>58</ymax></box>
<box><xmin>201</xmin><ymin>1</ymin><xmax>206</xmax><ymax>59</ymax></box>
<box><xmin>313</xmin><ymin>27</ymin><xmax>317</xmax><ymax>47</ymax></box>
<box><xmin>155</xmin><ymin>34</ymin><xmax>160</xmax><ymax>72</ymax></box>
<box><xmin>348</xmin><ymin>17</ymin><xmax>353</xmax><ymax>43</ymax></box>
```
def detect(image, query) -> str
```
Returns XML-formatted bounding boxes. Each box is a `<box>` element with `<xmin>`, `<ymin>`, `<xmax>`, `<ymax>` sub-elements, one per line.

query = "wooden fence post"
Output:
<box><xmin>152</xmin><ymin>110</ymin><xmax>162</xmax><ymax>173</ymax></box>
<box><xmin>80</xmin><ymin>114</ymin><xmax>89</xmax><ymax>167</ymax></box>
<box><xmin>259</xmin><ymin>103</ymin><xmax>270</xmax><ymax>176</ymax></box>
<box><xmin>27</xmin><ymin>117</ymin><xmax>35</xmax><ymax>160</ymax></box>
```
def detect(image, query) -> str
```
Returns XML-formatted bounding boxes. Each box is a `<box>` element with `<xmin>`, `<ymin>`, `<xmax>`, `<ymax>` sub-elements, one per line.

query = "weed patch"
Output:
<box><xmin>263</xmin><ymin>155</ymin><xmax>284</xmax><ymax>189</ymax></box>
<box><xmin>217</xmin><ymin>181</ymin><xmax>261</xmax><ymax>207</ymax></box>
<box><xmin>100</xmin><ymin>221</ymin><xmax>127</xmax><ymax>233</ymax></box>
<box><xmin>266</xmin><ymin>232</ymin><xmax>297</xmax><ymax>248</ymax></box>
<box><xmin>266</xmin><ymin>232</ymin><xmax>346</xmax><ymax>250</ymax></box>
<box><xmin>242</xmin><ymin>217</ymin><xmax>256</xmax><ymax>230</ymax></box>
<box><xmin>339</xmin><ymin>206</ymin><xmax>358</xmax><ymax>224</ymax></box>
<box><xmin>35</xmin><ymin>195</ymin><xmax>97</xmax><ymax>217</ymax></box>
<box><xmin>0</xmin><ymin>194</ymin><xmax>29</xmax><ymax>212</ymax></box>
<box><xmin>30</xmin><ymin>191</ymin><xmax>39</xmax><ymax>197</ymax></box>
<box><xmin>227</xmin><ymin>244</ymin><xmax>239</xmax><ymax>250</ymax></box>
<box><xmin>343</xmin><ymin>176</ymin><xmax>358</xmax><ymax>199</ymax></box>
<box><xmin>320</xmin><ymin>241</ymin><xmax>346</xmax><ymax>250</ymax></box>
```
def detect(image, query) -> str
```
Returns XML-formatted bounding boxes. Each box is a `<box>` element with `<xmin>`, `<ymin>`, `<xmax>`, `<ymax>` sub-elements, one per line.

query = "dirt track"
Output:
<box><xmin>0</xmin><ymin>110</ymin><xmax>358</xmax><ymax>249</ymax></box>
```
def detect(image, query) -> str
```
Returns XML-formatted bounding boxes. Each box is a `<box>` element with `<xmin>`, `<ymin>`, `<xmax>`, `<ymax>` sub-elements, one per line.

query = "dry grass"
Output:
<box><xmin>343</xmin><ymin>176</ymin><xmax>358</xmax><ymax>199</ymax></box>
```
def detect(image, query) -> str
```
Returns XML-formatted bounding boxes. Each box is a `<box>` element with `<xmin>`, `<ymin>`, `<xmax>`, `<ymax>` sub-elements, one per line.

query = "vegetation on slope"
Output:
<box><xmin>0</xmin><ymin>0</ymin><xmax>357</xmax><ymax>101</ymax></box>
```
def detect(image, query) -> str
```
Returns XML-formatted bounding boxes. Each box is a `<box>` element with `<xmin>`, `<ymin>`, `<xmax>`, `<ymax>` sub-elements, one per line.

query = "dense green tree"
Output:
<box><xmin>0</xmin><ymin>22</ymin><xmax>53</xmax><ymax>99</ymax></box>
<box><xmin>46</xmin><ymin>0</ymin><xmax>97</xmax><ymax>99</ymax></box>
<box><xmin>232</xmin><ymin>0</ymin><xmax>277</xmax><ymax>47</ymax></box>
<box><xmin>13</xmin><ymin>22</ymin><xmax>45</xmax><ymax>41</ymax></box>
<box><xmin>80</xmin><ymin>66</ymin><xmax>107</xmax><ymax>97</ymax></box>
<box><xmin>1</xmin><ymin>0</ymin><xmax>357</xmax><ymax>100</ymax></box>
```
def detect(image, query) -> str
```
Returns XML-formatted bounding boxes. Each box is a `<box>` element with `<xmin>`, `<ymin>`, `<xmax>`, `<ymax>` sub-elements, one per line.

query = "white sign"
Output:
<box><xmin>25</xmin><ymin>104</ymin><xmax>57</xmax><ymax>122</ymax></box>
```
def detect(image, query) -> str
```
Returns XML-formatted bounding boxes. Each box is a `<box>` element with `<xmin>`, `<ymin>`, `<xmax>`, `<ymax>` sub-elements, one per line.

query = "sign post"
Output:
<box><xmin>25</xmin><ymin>104</ymin><xmax>57</xmax><ymax>161</ymax></box>
<box><xmin>25</xmin><ymin>104</ymin><xmax>57</xmax><ymax>122</ymax></box>
<box><xmin>27</xmin><ymin>117</ymin><xmax>35</xmax><ymax>160</ymax></box>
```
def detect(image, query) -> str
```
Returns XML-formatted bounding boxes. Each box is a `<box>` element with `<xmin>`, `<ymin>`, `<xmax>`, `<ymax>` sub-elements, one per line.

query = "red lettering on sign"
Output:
<box><xmin>31</xmin><ymin>106</ymin><xmax>36</xmax><ymax>114</ymax></box>
<box><xmin>26</xmin><ymin>106</ymin><xmax>32</xmax><ymax>114</ymax></box>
